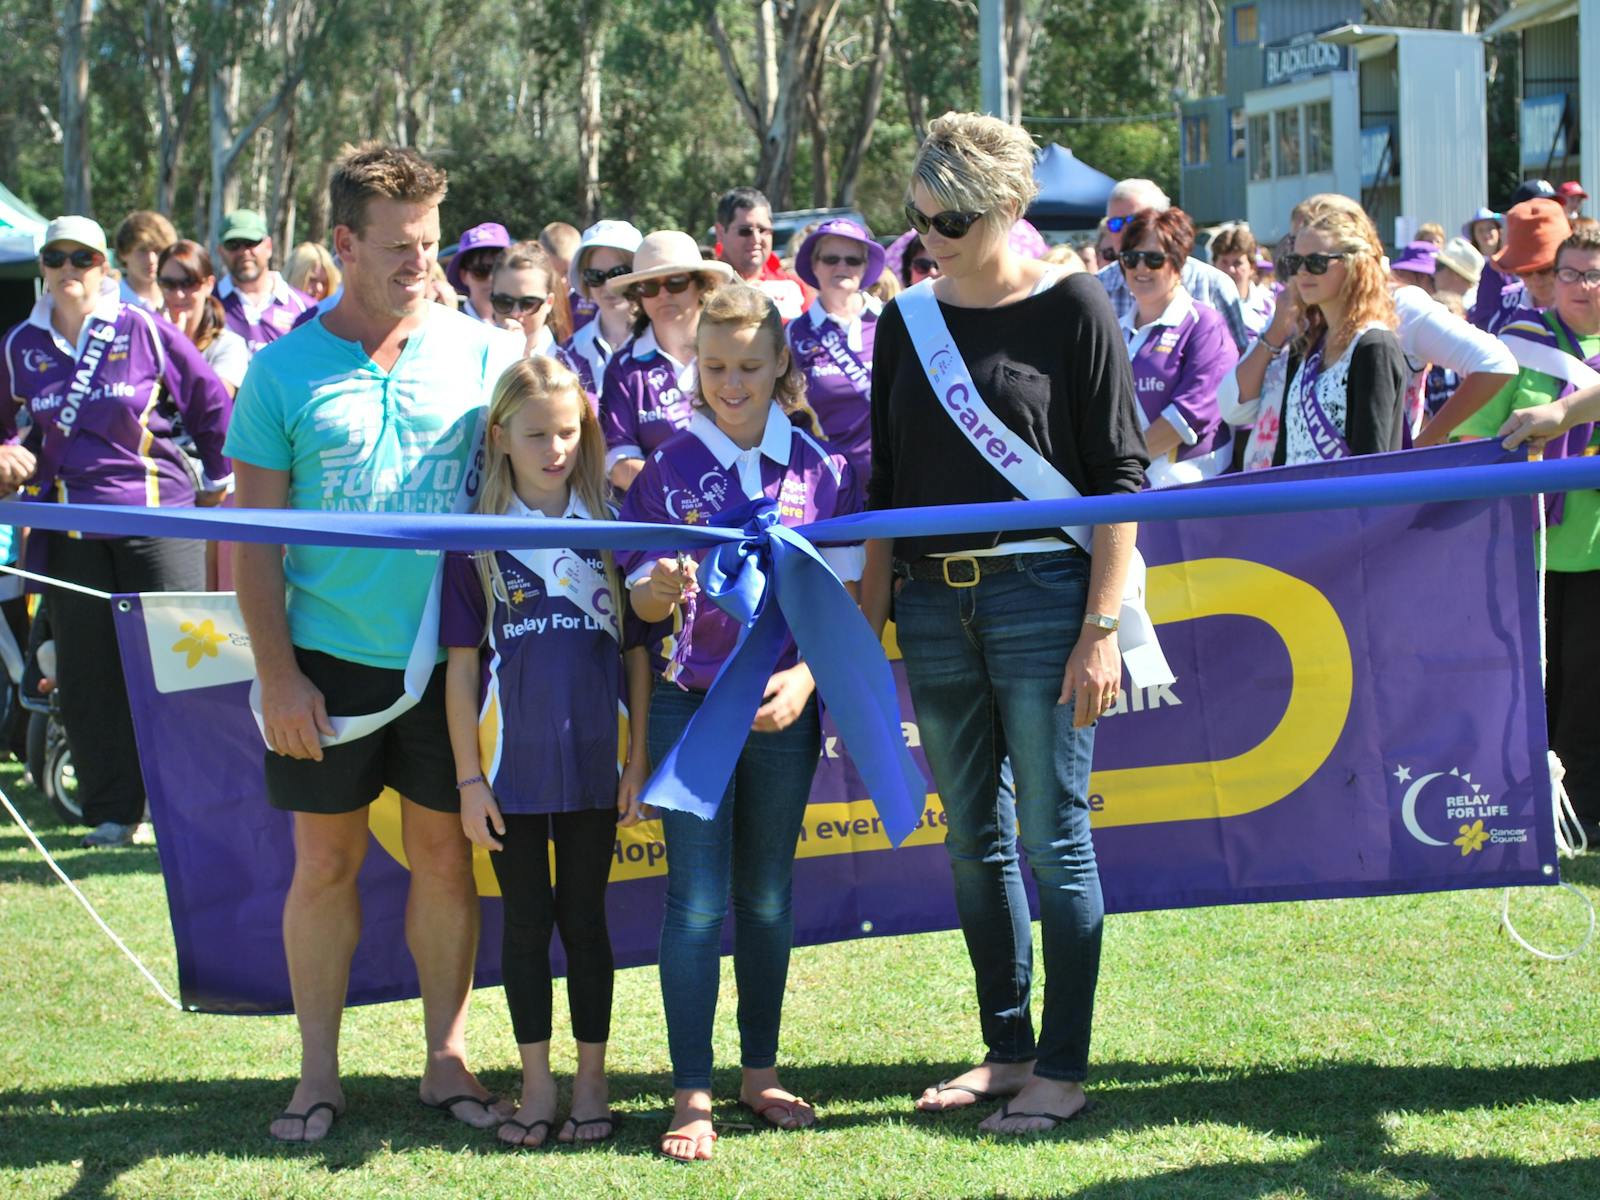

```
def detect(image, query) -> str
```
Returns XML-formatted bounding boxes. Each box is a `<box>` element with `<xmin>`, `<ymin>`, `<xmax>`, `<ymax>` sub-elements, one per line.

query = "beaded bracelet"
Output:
<box><xmin>456</xmin><ymin>775</ymin><xmax>486</xmax><ymax>790</ymax></box>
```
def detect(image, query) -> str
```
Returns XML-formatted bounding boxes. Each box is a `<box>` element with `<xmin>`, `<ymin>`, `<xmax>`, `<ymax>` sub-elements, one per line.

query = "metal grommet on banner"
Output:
<box><xmin>117</xmin><ymin>600</ymin><xmax>131</xmax><ymax>613</ymax></box>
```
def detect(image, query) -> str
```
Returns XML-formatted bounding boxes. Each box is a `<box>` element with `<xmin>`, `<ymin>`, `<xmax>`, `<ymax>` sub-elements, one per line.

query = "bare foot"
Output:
<box><xmin>269</xmin><ymin>1078</ymin><xmax>345</xmax><ymax>1143</ymax></box>
<box><xmin>978</xmin><ymin>1076</ymin><xmax>1089</xmax><ymax>1136</ymax></box>
<box><xmin>420</xmin><ymin>1063</ymin><xmax>513</xmax><ymax>1129</ymax></box>
<box><xmin>658</xmin><ymin>1089</ymin><xmax>716</xmax><ymax>1162</ymax></box>
<box><xmin>499</xmin><ymin>1068</ymin><xmax>559</xmax><ymax>1148</ymax></box>
<box><xmin>739</xmin><ymin>1066</ymin><xmax>815</xmax><ymax>1130</ymax></box>
<box><xmin>916</xmin><ymin>1061</ymin><xmax>1033</xmax><ymax>1112</ymax></box>
<box><xmin>558</xmin><ymin>1067</ymin><xmax>614</xmax><ymax>1144</ymax></box>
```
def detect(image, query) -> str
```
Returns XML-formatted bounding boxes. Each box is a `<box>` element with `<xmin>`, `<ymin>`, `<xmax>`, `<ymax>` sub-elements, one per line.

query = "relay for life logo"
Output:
<box><xmin>1393</xmin><ymin>764</ymin><xmax>1529</xmax><ymax>856</ymax></box>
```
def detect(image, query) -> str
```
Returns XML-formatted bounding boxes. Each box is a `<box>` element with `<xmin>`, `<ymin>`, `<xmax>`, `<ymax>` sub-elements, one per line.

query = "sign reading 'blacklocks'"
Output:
<box><xmin>1264</xmin><ymin>33</ymin><xmax>1348</xmax><ymax>88</ymax></box>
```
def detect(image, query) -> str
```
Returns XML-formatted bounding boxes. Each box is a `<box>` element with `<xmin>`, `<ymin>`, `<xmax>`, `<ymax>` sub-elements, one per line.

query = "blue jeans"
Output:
<box><xmin>894</xmin><ymin>552</ymin><xmax>1103</xmax><ymax>1082</ymax></box>
<box><xmin>648</xmin><ymin>683</ymin><xmax>822</xmax><ymax>1089</ymax></box>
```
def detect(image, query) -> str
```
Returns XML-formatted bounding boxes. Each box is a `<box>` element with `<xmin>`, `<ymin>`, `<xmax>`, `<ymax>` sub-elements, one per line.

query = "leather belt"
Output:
<box><xmin>893</xmin><ymin>546</ymin><xmax>1082</xmax><ymax>589</ymax></box>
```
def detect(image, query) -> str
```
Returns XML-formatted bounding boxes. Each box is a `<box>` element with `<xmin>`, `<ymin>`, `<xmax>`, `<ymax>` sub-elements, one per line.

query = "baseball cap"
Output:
<box><xmin>219</xmin><ymin>210</ymin><xmax>269</xmax><ymax>243</ymax></box>
<box><xmin>41</xmin><ymin>215</ymin><xmax>108</xmax><ymax>256</ymax></box>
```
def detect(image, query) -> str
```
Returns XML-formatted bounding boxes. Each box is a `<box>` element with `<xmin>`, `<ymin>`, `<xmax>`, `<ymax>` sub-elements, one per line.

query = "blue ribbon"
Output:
<box><xmin>5</xmin><ymin>440</ymin><xmax>1600</xmax><ymax>848</ymax></box>
<box><xmin>640</xmin><ymin>499</ymin><xmax>926</xmax><ymax>843</ymax></box>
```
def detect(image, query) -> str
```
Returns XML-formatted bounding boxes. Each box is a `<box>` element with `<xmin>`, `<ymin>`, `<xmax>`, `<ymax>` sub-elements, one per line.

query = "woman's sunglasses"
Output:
<box><xmin>581</xmin><ymin>263</ymin><xmax>632</xmax><ymax>289</ymax></box>
<box><xmin>904</xmin><ymin>204</ymin><xmax>986</xmax><ymax>240</ymax></box>
<box><xmin>158</xmin><ymin>274</ymin><xmax>200</xmax><ymax>293</ymax></box>
<box><xmin>40</xmin><ymin>248</ymin><xmax>104</xmax><ymax>270</ymax></box>
<box><xmin>458</xmin><ymin>256</ymin><xmax>497</xmax><ymax>280</ymax></box>
<box><xmin>1119</xmin><ymin>250</ymin><xmax>1169</xmax><ymax>270</ymax></box>
<box><xmin>816</xmin><ymin>253</ymin><xmax>865</xmax><ymax>267</ymax></box>
<box><xmin>1281</xmin><ymin>252</ymin><xmax>1347</xmax><ymax>276</ymax></box>
<box><xmin>490</xmin><ymin>292</ymin><xmax>548</xmax><ymax>316</ymax></box>
<box><xmin>1096</xmin><ymin>245</ymin><xmax>1118</xmax><ymax>263</ymax></box>
<box><xmin>627</xmin><ymin>274</ymin><xmax>695</xmax><ymax>300</ymax></box>
<box><xmin>910</xmin><ymin>257</ymin><xmax>939</xmax><ymax>274</ymax></box>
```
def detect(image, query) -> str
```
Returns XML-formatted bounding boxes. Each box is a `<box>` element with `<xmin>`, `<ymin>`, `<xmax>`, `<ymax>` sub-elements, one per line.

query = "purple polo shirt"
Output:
<box><xmin>617</xmin><ymin>407</ymin><xmax>862</xmax><ymax>691</ymax></box>
<box><xmin>439</xmin><ymin>498</ymin><xmax>623</xmax><ymax>815</ymax></box>
<box><xmin>569</xmin><ymin>288</ymin><xmax>597</xmax><ymax>334</ymax></box>
<box><xmin>558</xmin><ymin>319</ymin><xmax>622</xmax><ymax>407</ymax></box>
<box><xmin>1468</xmin><ymin>263</ymin><xmax>1526</xmax><ymax>336</ymax></box>
<box><xmin>0</xmin><ymin>290</ymin><xmax>232</xmax><ymax>509</ymax></box>
<box><xmin>1121</xmin><ymin>292</ymin><xmax>1238</xmax><ymax>488</ymax></box>
<box><xmin>598</xmin><ymin>327</ymin><xmax>697</xmax><ymax>473</ymax></box>
<box><xmin>785</xmin><ymin>297</ymin><xmax>877</xmax><ymax>476</ymax></box>
<box><xmin>217</xmin><ymin>272</ymin><xmax>315</xmax><ymax>354</ymax></box>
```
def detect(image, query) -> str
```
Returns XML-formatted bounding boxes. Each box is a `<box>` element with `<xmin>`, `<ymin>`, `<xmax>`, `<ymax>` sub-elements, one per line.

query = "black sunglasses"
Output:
<box><xmin>1282</xmin><ymin>252</ymin><xmax>1347</xmax><ymax>276</ymax></box>
<box><xmin>490</xmin><ymin>292</ymin><xmax>548</xmax><ymax>316</ymax></box>
<box><xmin>40</xmin><ymin>248</ymin><xmax>104</xmax><ymax>270</ymax></box>
<box><xmin>910</xmin><ymin>257</ymin><xmax>939</xmax><ymax>274</ymax></box>
<box><xmin>581</xmin><ymin>263</ymin><xmax>632</xmax><ymax>289</ymax></box>
<box><xmin>733</xmin><ymin>224</ymin><xmax>773</xmax><ymax>239</ymax></box>
<box><xmin>904</xmin><ymin>203</ymin><xmax>986</xmax><ymax>240</ymax></box>
<box><xmin>816</xmin><ymin>253</ymin><xmax>865</xmax><ymax>267</ymax></box>
<box><xmin>458</xmin><ymin>256</ymin><xmax>497</xmax><ymax>280</ymax></box>
<box><xmin>627</xmin><ymin>274</ymin><xmax>695</xmax><ymax>300</ymax></box>
<box><xmin>158</xmin><ymin>273</ymin><xmax>199</xmax><ymax>292</ymax></box>
<box><xmin>222</xmin><ymin>238</ymin><xmax>263</xmax><ymax>253</ymax></box>
<box><xmin>1119</xmin><ymin>250</ymin><xmax>1170</xmax><ymax>271</ymax></box>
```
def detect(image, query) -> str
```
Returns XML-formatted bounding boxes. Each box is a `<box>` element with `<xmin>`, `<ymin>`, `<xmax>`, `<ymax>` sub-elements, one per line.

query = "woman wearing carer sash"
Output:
<box><xmin>860</xmin><ymin>112</ymin><xmax>1150</xmax><ymax>1136</ymax></box>
<box><xmin>0</xmin><ymin>216</ymin><xmax>232</xmax><ymax>849</ymax></box>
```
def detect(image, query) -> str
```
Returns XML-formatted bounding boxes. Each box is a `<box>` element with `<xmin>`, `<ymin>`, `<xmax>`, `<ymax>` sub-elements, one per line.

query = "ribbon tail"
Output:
<box><xmin>640</xmin><ymin>601</ymin><xmax>788</xmax><ymax>821</ymax></box>
<box><xmin>774</xmin><ymin>538</ymin><xmax>926</xmax><ymax>846</ymax></box>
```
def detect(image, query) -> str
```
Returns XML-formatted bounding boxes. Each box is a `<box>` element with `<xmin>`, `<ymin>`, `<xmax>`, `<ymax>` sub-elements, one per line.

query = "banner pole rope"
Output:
<box><xmin>0</xmin><ymin>785</ymin><xmax>183</xmax><ymax>1010</ymax></box>
<box><xmin>0</xmin><ymin>562</ymin><xmax>114</xmax><ymax>600</ymax></box>
<box><xmin>1500</xmin><ymin>485</ymin><xmax>1593</xmax><ymax>959</ymax></box>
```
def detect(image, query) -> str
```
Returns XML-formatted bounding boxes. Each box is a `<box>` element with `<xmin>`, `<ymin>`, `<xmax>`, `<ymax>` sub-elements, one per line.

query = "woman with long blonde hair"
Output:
<box><xmin>440</xmin><ymin>354</ymin><xmax>651</xmax><ymax>1149</ymax></box>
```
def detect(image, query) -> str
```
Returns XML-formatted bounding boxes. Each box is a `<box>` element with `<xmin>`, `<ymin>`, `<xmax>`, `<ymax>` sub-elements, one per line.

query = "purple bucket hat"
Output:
<box><xmin>445</xmin><ymin>221</ymin><xmax>511</xmax><ymax>290</ymax></box>
<box><xmin>796</xmin><ymin>218</ymin><xmax>885</xmax><ymax>289</ymax></box>
<box><xmin>1390</xmin><ymin>240</ymin><xmax>1439</xmax><ymax>276</ymax></box>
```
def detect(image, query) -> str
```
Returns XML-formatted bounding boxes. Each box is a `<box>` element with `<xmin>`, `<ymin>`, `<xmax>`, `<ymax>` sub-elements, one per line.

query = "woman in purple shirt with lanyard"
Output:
<box><xmin>861</xmin><ymin>114</ymin><xmax>1150</xmax><ymax>1136</ymax></box>
<box><xmin>785</xmin><ymin>218</ymin><xmax>884</xmax><ymax>476</ymax></box>
<box><xmin>0</xmin><ymin>216</ymin><xmax>232</xmax><ymax>847</ymax></box>
<box><xmin>1117</xmin><ymin>207</ymin><xmax>1238</xmax><ymax>487</ymax></box>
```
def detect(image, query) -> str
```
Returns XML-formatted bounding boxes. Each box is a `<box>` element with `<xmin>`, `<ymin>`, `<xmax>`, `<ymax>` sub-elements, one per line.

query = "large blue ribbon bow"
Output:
<box><xmin>640</xmin><ymin>498</ymin><xmax>927</xmax><ymax>845</ymax></box>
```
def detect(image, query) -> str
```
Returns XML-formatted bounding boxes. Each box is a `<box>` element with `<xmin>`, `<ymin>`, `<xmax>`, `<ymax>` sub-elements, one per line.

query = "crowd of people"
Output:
<box><xmin>1</xmin><ymin>116</ymin><xmax>1596</xmax><ymax>1161</ymax></box>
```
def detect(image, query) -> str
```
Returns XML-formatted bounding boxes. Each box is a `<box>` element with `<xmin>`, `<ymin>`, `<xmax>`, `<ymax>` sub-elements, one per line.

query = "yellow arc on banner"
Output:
<box><xmin>361</xmin><ymin>556</ymin><xmax>1353</xmax><ymax>894</ymax></box>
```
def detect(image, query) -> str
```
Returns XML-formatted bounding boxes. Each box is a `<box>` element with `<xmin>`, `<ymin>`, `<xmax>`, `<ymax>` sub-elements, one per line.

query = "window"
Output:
<box><xmin>1305</xmin><ymin>101</ymin><xmax>1333</xmax><ymax>173</ymax></box>
<box><xmin>1183</xmin><ymin>115</ymin><xmax>1210</xmax><ymax>166</ymax></box>
<box><xmin>1233</xmin><ymin>3</ymin><xmax>1258</xmax><ymax>46</ymax></box>
<box><xmin>1275</xmin><ymin>108</ymin><xmax>1302</xmax><ymax>177</ymax></box>
<box><xmin>1230</xmin><ymin>108</ymin><xmax>1247</xmax><ymax>160</ymax></box>
<box><xmin>1249</xmin><ymin>113</ymin><xmax>1273</xmax><ymax>180</ymax></box>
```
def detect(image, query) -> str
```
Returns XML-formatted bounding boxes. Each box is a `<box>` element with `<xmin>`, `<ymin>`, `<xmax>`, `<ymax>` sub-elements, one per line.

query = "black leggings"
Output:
<box><xmin>490</xmin><ymin>808</ymin><xmax>619</xmax><ymax>1046</ymax></box>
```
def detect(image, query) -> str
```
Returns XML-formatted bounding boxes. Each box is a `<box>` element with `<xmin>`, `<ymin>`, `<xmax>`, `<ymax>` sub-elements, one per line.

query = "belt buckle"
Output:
<box><xmin>941</xmin><ymin>555</ymin><xmax>980</xmax><ymax>588</ymax></box>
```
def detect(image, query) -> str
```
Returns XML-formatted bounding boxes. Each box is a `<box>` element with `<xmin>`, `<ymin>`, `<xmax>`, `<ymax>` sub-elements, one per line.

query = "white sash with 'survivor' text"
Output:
<box><xmin>897</xmin><ymin>280</ymin><xmax>1174</xmax><ymax>688</ymax></box>
<box><xmin>248</xmin><ymin>410</ymin><xmax>488</xmax><ymax>748</ymax></box>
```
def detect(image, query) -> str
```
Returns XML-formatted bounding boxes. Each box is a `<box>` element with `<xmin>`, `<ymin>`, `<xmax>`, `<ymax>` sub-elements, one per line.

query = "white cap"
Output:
<box><xmin>570</xmin><ymin>220</ymin><xmax>645</xmax><ymax>294</ymax></box>
<box><xmin>1436</xmin><ymin>236</ymin><xmax>1485</xmax><ymax>287</ymax></box>
<box><xmin>42</xmin><ymin>215</ymin><xmax>108</xmax><ymax>256</ymax></box>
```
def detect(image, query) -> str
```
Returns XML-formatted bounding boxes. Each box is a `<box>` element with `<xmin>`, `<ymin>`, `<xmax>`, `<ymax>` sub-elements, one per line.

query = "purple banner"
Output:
<box><xmin>113</xmin><ymin>448</ymin><xmax>1556</xmax><ymax>1014</ymax></box>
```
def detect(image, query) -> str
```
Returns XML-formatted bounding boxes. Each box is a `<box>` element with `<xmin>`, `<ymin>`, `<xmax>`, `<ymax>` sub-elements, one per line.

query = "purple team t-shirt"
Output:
<box><xmin>1</xmin><ymin>296</ymin><xmax>232</xmax><ymax>508</ymax></box>
<box><xmin>1125</xmin><ymin>297</ymin><xmax>1238</xmax><ymax>470</ymax></box>
<box><xmin>1468</xmin><ymin>263</ymin><xmax>1526</xmax><ymax>336</ymax></box>
<box><xmin>785</xmin><ymin>299</ymin><xmax>876</xmax><ymax>476</ymax></box>
<box><xmin>439</xmin><ymin>542</ymin><xmax>623</xmax><ymax>815</ymax></box>
<box><xmin>598</xmin><ymin>328</ymin><xmax>696</xmax><ymax>471</ymax></box>
<box><xmin>616</xmin><ymin>410</ymin><xmax>862</xmax><ymax>691</ymax></box>
<box><xmin>217</xmin><ymin>274</ymin><xmax>315</xmax><ymax>354</ymax></box>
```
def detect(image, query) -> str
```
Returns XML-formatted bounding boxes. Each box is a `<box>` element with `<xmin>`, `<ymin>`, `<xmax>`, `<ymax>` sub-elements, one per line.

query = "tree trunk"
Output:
<box><xmin>834</xmin><ymin>0</ymin><xmax>893</xmax><ymax>207</ymax></box>
<box><xmin>757</xmin><ymin>0</ymin><xmax>841</xmax><ymax>208</ymax></box>
<box><xmin>60</xmin><ymin>0</ymin><xmax>93</xmax><ymax>215</ymax></box>
<box><xmin>808</xmin><ymin>87</ymin><xmax>830</xmax><ymax>208</ymax></box>
<box><xmin>267</xmin><ymin>103</ymin><xmax>297</xmax><ymax>251</ymax></box>
<box><xmin>577</xmin><ymin>0</ymin><xmax>607</xmax><ymax>224</ymax></box>
<box><xmin>1004</xmin><ymin>0</ymin><xmax>1035</xmax><ymax>124</ymax></box>
<box><xmin>754</xmin><ymin>0</ymin><xmax>778</xmax><ymax>129</ymax></box>
<box><xmin>889</xmin><ymin>8</ymin><xmax>927</xmax><ymax>146</ymax></box>
<box><xmin>208</xmin><ymin>33</ymin><xmax>240</xmax><ymax>245</ymax></box>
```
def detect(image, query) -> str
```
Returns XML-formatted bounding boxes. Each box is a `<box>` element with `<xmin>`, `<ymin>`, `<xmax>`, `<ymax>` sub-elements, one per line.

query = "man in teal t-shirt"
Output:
<box><xmin>227</xmin><ymin>144</ymin><xmax>520</xmax><ymax>1145</ymax></box>
<box><xmin>1453</xmin><ymin>228</ymin><xmax>1600</xmax><ymax>840</ymax></box>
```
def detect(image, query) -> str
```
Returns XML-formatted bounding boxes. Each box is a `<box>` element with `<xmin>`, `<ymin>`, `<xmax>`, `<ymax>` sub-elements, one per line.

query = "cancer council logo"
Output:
<box><xmin>171</xmin><ymin>618</ymin><xmax>228</xmax><ymax>669</ymax></box>
<box><xmin>1392</xmin><ymin>764</ymin><xmax>1526</xmax><ymax>856</ymax></box>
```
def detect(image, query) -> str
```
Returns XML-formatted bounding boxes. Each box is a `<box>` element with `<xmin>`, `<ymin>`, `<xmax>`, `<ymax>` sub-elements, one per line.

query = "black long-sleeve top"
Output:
<box><xmin>867</xmin><ymin>274</ymin><xmax>1149</xmax><ymax>559</ymax></box>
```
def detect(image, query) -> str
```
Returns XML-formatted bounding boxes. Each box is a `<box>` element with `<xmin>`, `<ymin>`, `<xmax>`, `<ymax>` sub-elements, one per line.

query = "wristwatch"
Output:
<box><xmin>1083</xmin><ymin>611</ymin><xmax>1120</xmax><ymax>632</ymax></box>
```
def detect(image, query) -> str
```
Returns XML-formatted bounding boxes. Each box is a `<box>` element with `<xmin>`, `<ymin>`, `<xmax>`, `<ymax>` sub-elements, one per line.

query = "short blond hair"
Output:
<box><xmin>911</xmin><ymin>112</ymin><xmax>1039</xmax><ymax>229</ymax></box>
<box><xmin>284</xmin><ymin>242</ymin><xmax>340</xmax><ymax>295</ymax></box>
<box><xmin>329</xmin><ymin>142</ymin><xmax>447</xmax><ymax>236</ymax></box>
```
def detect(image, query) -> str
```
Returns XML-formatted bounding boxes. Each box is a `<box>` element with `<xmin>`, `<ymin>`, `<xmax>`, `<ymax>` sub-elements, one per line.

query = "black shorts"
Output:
<box><xmin>263</xmin><ymin>647</ymin><xmax>458</xmax><ymax>816</ymax></box>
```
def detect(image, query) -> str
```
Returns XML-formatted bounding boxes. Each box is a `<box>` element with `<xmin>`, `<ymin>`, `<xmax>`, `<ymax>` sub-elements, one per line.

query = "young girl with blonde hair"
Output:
<box><xmin>440</xmin><ymin>355</ymin><xmax>650</xmax><ymax>1149</ymax></box>
<box><xmin>617</xmin><ymin>282</ymin><xmax>861</xmax><ymax>1162</ymax></box>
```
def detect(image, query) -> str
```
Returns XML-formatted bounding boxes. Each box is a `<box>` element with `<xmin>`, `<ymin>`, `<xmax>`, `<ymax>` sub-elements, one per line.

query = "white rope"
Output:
<box><xmin>0</xmin><ymin>561</ymin><xmax>114</xmax><ymax>600</ymax></box>
<box><xmin>0</xmin><ymin>784</ymin><xmax>184</xmax><ymax>1010</ymax></box>
<box><xmin>1500</xmin><ymin>484</ymin><xmax>1596</xmax><ymax>960</ymax></box>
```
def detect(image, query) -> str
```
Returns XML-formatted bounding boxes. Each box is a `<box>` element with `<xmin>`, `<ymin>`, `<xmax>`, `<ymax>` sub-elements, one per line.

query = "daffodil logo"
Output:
<box><xmin>510</xmin><ymin>588</ymin><xmax>526</xmax><ymax>607</ymax></box>
<box><xmin>172</xmin><ymin>618</ymin><xmax>228</xmax><ymax>669</ymax></box>
<box><xmin>1453</xmin><ymin>819</ymin><xmax>1488</xmax><ymax>856</ymax></box>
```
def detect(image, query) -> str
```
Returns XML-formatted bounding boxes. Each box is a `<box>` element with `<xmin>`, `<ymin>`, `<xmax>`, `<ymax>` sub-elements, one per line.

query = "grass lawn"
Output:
<box><xmin>2</xmin><ymin>761</ymin><xmax>1598</xmax><ymax>1199</ymax></box>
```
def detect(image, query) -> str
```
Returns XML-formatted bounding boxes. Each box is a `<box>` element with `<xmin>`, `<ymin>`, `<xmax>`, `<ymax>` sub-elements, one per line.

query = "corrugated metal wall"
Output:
<box><xmin>1523</xmin><ymin>16</ymin><xmax>1579</xmax><ymax>100</ymax></box>
<box><xmin>1397</xmin><ymin>34</ymin><xmax>1488</xmax><ymax>247</ymax></box>
<box><xmin>1179</xmin><ymin>96</ymin><xmax>1243</xmax><ymax>224</ymax></box>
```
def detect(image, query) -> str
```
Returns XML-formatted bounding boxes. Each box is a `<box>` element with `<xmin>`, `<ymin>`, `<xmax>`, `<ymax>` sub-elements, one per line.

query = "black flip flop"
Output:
<box><xmin>919</xmin><ymin>1078</ymin><xmax>998</xmax><ymax>1111</ymax></box>
<box><xmin>991</xmin><ymin>1098</ymin><xmax>1096</xmax><ymax>1134</ymax></box>
<box><xmin>270</xmin><ymin>1100</ymin><xmax>340</xmax><ymax>1143</ymax></box>
<box><xmin>420</xmin><ymin>1093</ymin><xmax>502</xmax><ymax>1124</ymax></box>
<box><xmin>557</xmin><ymin>1111</ymin><xmax>622</xmax><ymax>1145</ymax></box>
<box><xmin>498</xmin><ymin>1116</ymin><xmax>554</xmax><ymax>1150</ymax></box>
